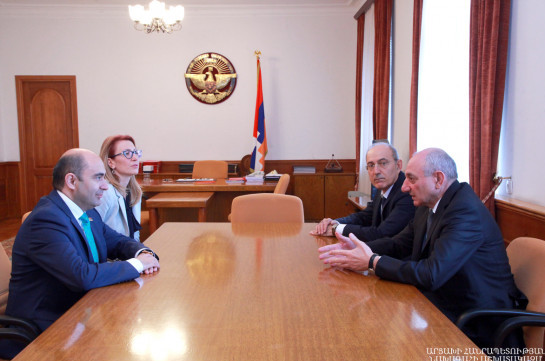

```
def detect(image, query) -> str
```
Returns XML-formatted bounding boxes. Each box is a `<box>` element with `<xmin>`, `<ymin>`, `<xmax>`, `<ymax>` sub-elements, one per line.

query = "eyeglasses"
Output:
<box><xmin>110</xmin><ymin>149</ymin><xmax>143</xmax><ymax>159</ymax></box>
<box><xmin>366</xmin><ymin>160</ymin><xmax>390</xmax><ymax>171</ymax></box>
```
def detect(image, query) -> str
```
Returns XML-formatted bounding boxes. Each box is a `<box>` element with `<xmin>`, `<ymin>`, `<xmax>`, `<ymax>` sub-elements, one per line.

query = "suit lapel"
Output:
<box><xmin>114</xmin><ymin>188</ymin><xmax>129</xmax><ymax>230</ymax></box>
<box><xmin>420</xmin><ymin>181</ymin><xmax>462</xmax><ymax>254</ymax></box>
<box><xmin>371</xmin><ymin>193</ymin><xmax>382</xmax><ymax>226</ymax></box>
<box><xmin>49</xmin><ymin>190</ymin><xmax>101</xmax><ymax>263</ymax></box>
<box><xmin>381</xmin><ymin>172</ymin><xmax>405</xmax><ymax>218</ymax></box>
<box><xmin>412</xmin><ymin>207</ymin><xmax>428</xmax><ymax>259</ymax></box>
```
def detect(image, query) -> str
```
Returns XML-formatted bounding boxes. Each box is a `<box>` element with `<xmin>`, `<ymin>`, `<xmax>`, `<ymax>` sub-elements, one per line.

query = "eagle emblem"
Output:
<box><xmin>185</xmin><ymin>53</ymin><xmax>237</xmax><ymax>104</ymax></box>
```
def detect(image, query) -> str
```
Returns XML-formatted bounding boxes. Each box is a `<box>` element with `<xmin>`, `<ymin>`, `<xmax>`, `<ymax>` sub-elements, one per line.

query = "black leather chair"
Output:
<box><xmin>457</xmin><ymin>237</ymin><xmax>545</xmax><ymax>355</ymax></box>
<box><xmin>1</xmin><ymin>243</ymin><xmax>39</xmax><ymax>360</ymax></box>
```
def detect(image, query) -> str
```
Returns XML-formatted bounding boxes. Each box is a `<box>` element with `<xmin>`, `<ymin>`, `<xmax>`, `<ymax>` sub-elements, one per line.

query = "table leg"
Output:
<box><xmin>149</xmin><ymin>208</ymin><xmax>159</xmax><ymax>233</ymax></box>
<box><xmin>198</xmin><ymin>207</ymin><xmax>206</xmax><ymax>222</ymax></box>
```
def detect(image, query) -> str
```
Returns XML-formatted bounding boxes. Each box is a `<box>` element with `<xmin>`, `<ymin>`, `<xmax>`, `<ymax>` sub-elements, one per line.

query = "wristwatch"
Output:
<box><xmin>331</xmin><ymin>223</ymin><xmax>339</xmax><ymax>236</ymax></box>
<box><xmin>368</xmin><ymin>253</ymin><xmax>379</xmax><ymax>271</ymax></box>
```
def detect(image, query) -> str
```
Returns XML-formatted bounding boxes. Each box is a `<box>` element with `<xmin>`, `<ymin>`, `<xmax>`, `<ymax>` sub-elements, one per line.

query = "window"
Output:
<box><xmin>417</xmin><ymin>0</ymin><xmax>470</xmax><ymax>182</ymax></box>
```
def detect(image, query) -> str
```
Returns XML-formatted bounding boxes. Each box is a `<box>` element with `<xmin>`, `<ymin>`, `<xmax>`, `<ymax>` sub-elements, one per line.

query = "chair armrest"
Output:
<box><xmin>0</xmin><ymin>327</ymin><xmax>37</xmax><ymax>344</ymax></box>
<box><xmin>494</xmin><ymin>315</ymin><xmax>545</xmax><ymax>348</ymax></box>
<box><xmin>456</xmin><ymin>309</ymin><xmax>545</xmax><ymax>329</ymax></box>
<box><xmin>0</xmin><ymin>315</ymin><xmax>40</xmax><ymax>337</ymax></box>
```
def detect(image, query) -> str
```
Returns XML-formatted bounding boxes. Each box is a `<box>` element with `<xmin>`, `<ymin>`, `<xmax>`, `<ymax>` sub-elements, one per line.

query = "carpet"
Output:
<box><xmin>1</xmin><ymin>237</ymin><xmax>14</xmax><ymax>259</ymax></box>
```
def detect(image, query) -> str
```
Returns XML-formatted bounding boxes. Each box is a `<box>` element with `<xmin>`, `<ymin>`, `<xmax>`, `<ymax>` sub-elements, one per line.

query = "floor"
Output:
<box><xmin>0</xmin><ymin>218</ymin><xmax>20</xmax><ymax>240</ymax></box>
<box><xmin>0</xmin><ymin>217</ymin><xmax>20</xmax><ymax>257</ymax></box>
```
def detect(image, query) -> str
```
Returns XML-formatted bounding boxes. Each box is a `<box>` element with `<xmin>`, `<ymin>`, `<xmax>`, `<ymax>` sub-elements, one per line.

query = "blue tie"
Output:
<box><xmin>80</xmin><ymin>213</ymin><xmax>99</xmax><ymax>263</ymax></box>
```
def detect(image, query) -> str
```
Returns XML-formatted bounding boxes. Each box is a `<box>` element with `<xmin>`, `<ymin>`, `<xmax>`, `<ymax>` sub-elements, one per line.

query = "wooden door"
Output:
<box><xmin>16</xmin><ymin>76</ymin><xmax>79</xmax><ymax>212</ymax></box>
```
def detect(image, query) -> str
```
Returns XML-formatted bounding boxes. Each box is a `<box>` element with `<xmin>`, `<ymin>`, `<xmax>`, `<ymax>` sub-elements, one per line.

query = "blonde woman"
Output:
<box><xmin>95</xmin><ymin>135</ymin><xmax>143</xmax><ymax>241</ymax></box>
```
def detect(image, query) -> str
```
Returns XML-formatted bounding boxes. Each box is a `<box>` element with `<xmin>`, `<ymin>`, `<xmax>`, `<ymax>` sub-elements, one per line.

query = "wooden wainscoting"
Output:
<box><xmin>0</xmin><ymin>162</ymin><xmax>21</xmax><ymax>219</ymax></box>
<box><xmin>495</xmin><ymin>194</ymin><xmax>545</xmax><ymax>245</ymax></box>
<box><xmin>138</xmin><ymin>158</ymin><xmax>357</xmax><ymax>223</ymax></box>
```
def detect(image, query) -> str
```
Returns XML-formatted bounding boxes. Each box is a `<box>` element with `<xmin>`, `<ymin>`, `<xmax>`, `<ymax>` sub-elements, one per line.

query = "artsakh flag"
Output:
<box><xmin>250</xmin><ymin>56</ymin><xmax>267</xmax><ymax>173</ymax></box>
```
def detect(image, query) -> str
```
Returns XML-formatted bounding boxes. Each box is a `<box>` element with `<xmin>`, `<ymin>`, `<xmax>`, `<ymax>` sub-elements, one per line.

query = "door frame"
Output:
<box><xmin>16</xmin><ymin>75</ymin><xmax>79</xmax><ymax>213</ymax></box>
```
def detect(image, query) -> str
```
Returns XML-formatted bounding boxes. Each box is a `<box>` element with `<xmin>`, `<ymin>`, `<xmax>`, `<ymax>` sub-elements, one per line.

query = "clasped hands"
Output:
<box><xmin>310</xmin><ymin>218</ymin><xmax>338</xmax><ymax>236</ymax></box>
<box><xmin>136</xmin><ymin>252</ymin><xmax>160</xmax><ymax>275</ymax></box>
<box><xmin>318</xmin><ymin>231</ymin><xmax>374</xmax><ymax>272</ymax></box>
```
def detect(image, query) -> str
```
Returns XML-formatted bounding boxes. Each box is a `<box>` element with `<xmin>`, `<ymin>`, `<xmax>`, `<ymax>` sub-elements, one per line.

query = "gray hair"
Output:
<box><xmin>367</xmin><ymin>142</ymin><xmax>399</xmax><ymax>161</ymax></box>
<box><xmin>422</xmin><ymin>148</ymin><xmax>458</xmax><ymax>180</ymax></box>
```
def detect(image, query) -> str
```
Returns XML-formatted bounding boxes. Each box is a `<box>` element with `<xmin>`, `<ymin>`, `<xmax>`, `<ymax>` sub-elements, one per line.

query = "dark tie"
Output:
<box><xmin>426</xmin><ymin>209</ymin><xmax>435</xmax><ymax>239</ymax></box>
<box><xmin>380</xmin><ymin>196</ymin><xmax>386</xmax><ymax>221</ymax></box>
<box><xmin>80</xmin><ymin>213</ymin><xmax>99</xmax><ymax>263</ymax></box>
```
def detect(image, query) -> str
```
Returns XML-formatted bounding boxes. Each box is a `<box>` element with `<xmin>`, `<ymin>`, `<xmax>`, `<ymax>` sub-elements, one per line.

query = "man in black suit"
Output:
<box><xmin>311</xmin><ymin>143</ymin><xmax>415</xmax><ymax>241</ymax></box>
<box><xmin>1</xmin><ymin>148</ymin><xmax>160</xmax><ymax>359</ymax></box>
<box><xmin>318</xmin><ymin>148</ymin><xmax>523</xmax><ymax>350</ymax></box>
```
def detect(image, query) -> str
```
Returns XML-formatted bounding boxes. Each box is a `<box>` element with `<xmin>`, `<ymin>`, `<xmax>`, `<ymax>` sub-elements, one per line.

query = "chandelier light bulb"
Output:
<box><xmin>128</xmin><ymin>0</ymin><xmax>184</xmax><ymax>33</ymax></box>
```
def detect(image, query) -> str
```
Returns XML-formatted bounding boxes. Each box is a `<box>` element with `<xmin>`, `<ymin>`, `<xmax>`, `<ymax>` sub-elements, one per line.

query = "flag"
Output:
<box><xmin>250</xmin><ymin>56</ymin><xmax>267</xmax><ymax>173</ymax></box>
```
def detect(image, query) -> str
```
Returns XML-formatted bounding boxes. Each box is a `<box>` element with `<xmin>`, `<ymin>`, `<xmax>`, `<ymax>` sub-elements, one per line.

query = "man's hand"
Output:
<box><xmin>318</xmin><ymin>232</ymin><xmax>373</xmax><ymax>272</ymax></box>
<box><xmin>310</xmin><ymin>218</ymin><xmax>338</xmax><ymax>236</ymax></box>
<box><xmin>137</xmin><ymin>253</ymin><xmax>160</xmax><ymax>275</ymax></box>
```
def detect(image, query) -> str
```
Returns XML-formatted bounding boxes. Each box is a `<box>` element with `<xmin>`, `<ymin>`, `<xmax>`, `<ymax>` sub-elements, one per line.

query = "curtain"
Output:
<box><xmin>409</xmin><ymin>0</ymin><xmax>423</xmax><ymax>156</ymax></box>
<box><xmin>469</xmin><ymin>0</ymin><xmax>511</xmax><ymax>214</ymax></box>
<box><xmin>359</xmin><ymin>6</ymin><xmax>376</xmax><ymax>195</ymax></box>
<box><xmin>372</xmin><ymin>0</ymin><xmax>393</xmax><ymax>140</ymax></box>
<box><xmin>354</xmin><ymin>15</ymin><xmax>365</xmax><ymax>189</ymax></box>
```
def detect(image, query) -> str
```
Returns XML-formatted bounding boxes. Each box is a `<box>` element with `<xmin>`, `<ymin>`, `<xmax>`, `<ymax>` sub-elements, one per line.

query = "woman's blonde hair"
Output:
<box><xmin>99</xmin><ymin>135</ymin><xmax>142</xmax><ymax>206</ymax></box>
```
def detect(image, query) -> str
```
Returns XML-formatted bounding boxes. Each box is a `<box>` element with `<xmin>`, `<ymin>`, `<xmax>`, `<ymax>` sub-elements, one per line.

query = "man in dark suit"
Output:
<box><xmin>1</xmin><ymin>148</ymin><xmax>160</xmax><ymax>359</ymax></box>
<box><xmin>311</xmin><ymin>143</ymin><xmax>415</xmax><ymax>241</ymax></box>
<box><xmin>318</xmin><ymin>148</ymin><xmax>522</xmax><ymax>350</ymax></box>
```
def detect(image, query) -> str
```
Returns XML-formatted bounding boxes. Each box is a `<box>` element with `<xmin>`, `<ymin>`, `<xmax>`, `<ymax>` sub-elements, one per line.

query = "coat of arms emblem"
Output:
<box><xmin>184</xmin><ymin>53</ymin><xmax>237</xmax><ymax>104</ymax></box>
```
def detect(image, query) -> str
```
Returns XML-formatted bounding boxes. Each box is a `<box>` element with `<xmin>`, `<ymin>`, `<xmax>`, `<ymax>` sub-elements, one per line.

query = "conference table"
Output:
<box><xmin>13</xmin><ymin>222</ymin><xmax>484</xmax><ymax>361</ymax></box>
<box><xmin>139</xmin><ymin>179</ymin><xmax>277</xmax><ymax>223</ymax></box>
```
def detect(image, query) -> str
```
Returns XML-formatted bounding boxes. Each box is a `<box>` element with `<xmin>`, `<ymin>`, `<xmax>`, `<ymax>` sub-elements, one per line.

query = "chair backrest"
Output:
<box><xmin>0</xmin><ymin>246</ymin><xmax>11</xmax><ymax>315</ymax></box>
<box><xmin>192</xmin><ymin>160</ymin><xmax>228</xmax><ymax>179</ymax></box>
<box><xmin>22</xmin><ymin>211</ymin><xmax>31</xmax><ymax>224</ymax></box>
<box><xmin>273</xmin><ymin>174</ymin><xmax>290</xmax><ymax>194</ymax></box>
<box><xmin>230</xmin><ymin>193</ymin><xmax>304</xmax><ymax>223</ymax></box>
<box><xmin>506</xmin><ymin>237</ymin><xmax>545</xmax><ymax>352</ymax></box>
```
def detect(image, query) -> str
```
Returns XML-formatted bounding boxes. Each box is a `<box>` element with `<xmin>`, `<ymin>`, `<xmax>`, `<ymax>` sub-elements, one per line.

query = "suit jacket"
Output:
<box><xmin>367</xmin><ymin>181</ymin><xmax>520</xmax><ymax>348</ymax></box>
<box><xmin>6</xmin><ymin>190</ymin><xmax>149</xmax><ymax>332</ymax></box>
<box><xmin>95</xmin><ymin>185</ymin><xmax>142</xmax><ymax>241</ymax></box>
<box><xmin>336</xmin><ymin>172</ymin><xmax>415</xmax><ymax>241</ymax></box>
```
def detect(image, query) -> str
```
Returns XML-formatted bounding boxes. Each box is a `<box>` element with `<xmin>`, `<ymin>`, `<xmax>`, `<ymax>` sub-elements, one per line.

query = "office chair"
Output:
<box><xmin>192</xmin><ymin>160</ymin><xmax>228</xmax><ymax>179</ymax></box>
<box><xmin>230</xmin><ymin>193</ymin><xmax>304</xmax><ymax>223</ymax></box>
<box><xmin>0</xmin><ymin>246</ymin><xmax>40</xmax><ymax>358</ymax></box>
<box><xmin>227</xmin><ymin>174</ymin><xmax>291</xmax><ymax>222</ymax></box>
<box><xmin>227</xmin><ymin>174</ymin><xmax>290</xmax><ymax>222</ymax></box>
<box><xmin>273</xmin><ymin>174</ymin><xmax>290</xmax><ymax>194</ymax></box>
<box><xmin>457</xmin><ymin>237</ymin><xmax>545</xmax><ymax>355</ymax></box>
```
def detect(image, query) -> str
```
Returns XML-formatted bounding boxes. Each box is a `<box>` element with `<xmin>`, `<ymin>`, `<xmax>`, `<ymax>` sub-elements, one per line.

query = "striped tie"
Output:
<box><xmin>79</xmin><ymin>213</ymin><xmax>99</xmax><ymax>263</ymax></box>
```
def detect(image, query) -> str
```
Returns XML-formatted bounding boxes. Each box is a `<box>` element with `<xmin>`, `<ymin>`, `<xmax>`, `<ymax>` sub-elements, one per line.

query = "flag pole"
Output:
<box><xmin>250</xmin><ymin>50</ymin><xmax>267</xmax><ymax>173</ymax></box>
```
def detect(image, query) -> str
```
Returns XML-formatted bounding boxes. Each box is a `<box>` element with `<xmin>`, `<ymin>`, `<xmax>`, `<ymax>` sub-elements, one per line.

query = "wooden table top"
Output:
<box><xmin>140</xmin><ymin>178</ymin><xmax>277</xmax><ymax>192</ymax></box>
<box><xmin>146</xmin><ymin>192</ymin><xmax>215</xmax><ymax>208</ymax></box>
<box><xmin>14</xmin><ymin>223</ymin><xmax>482</xmax><ymax>361</ymax></box>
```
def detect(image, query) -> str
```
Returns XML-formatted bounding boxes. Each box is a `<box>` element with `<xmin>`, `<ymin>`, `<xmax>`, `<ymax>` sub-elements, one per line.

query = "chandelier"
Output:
<box><xmin>129</xmin><ymin>0</ymin><xmax>184</xmax><ymax>34</ymax></box>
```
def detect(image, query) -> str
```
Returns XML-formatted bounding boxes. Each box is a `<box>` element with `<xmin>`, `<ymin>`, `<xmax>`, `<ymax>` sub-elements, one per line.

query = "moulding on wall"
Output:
<box><xmin>0</xmin><ymin>2</ymin><xmax>359</xmax><ymax>19</ymax></box>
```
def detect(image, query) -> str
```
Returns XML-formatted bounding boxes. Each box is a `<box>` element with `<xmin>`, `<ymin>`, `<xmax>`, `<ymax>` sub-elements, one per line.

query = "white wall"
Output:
<box><xmin>497</xmin><ymin>0</ymin><xmax>545</xmax><ymax>207</ymax></box>
<box><xmin>0</xmin><ymin>4</ymin><xmax>358</xmax><ymax>161</ymax></box>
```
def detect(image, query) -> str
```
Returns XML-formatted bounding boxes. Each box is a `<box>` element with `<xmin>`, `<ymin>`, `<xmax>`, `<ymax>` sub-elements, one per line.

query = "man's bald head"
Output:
<box><xmin>52</xmin><ymin>149</ymin><xmax>97</xmax><ymax>190</ymax></box>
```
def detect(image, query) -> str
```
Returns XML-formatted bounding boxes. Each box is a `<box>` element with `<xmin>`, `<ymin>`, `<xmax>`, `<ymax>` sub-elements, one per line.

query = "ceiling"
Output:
<box><xmin>0</xmin><ymin>0</ymin><xmax>357</xmax><ymax>6</ymax></box>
